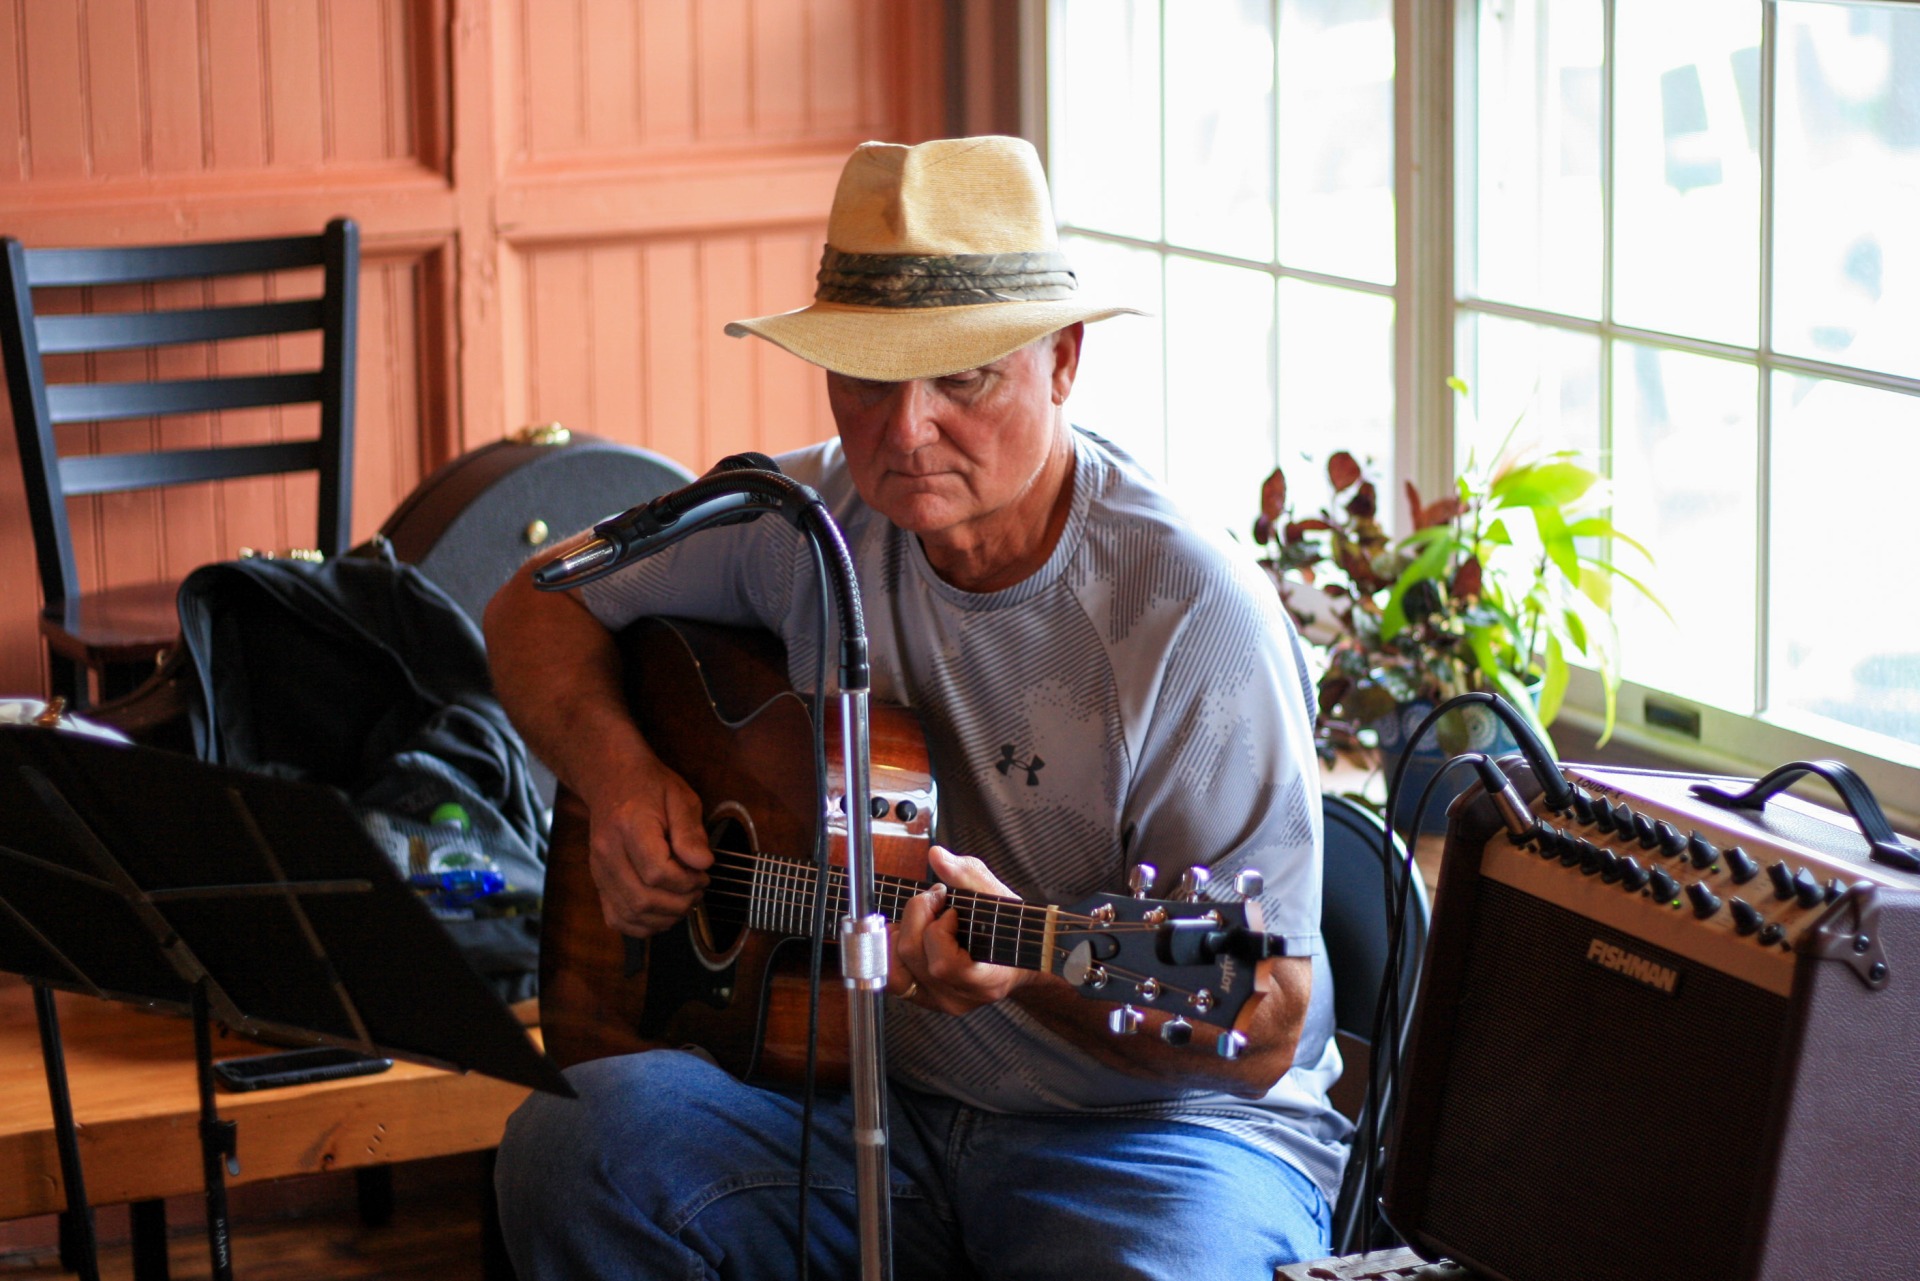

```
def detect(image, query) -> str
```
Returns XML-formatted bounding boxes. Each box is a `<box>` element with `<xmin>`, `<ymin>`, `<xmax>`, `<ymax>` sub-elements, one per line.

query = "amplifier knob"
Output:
<box><xmin>1724</xmin><ymin>846</ymin><xmax>1759</xmax><ymax>884</ymax></box>
<box><xmin>1793</xmin><ymin>869</ymin><xmax>1824</xmax><ymax>909</ymax></box>
<box><xmin>1634</xmin><ymin>813</ymin><xmax>1659</xmax><ymax>849</ymax></box>
<box><xmin>1655</xmin><ymin>820</ymin><xmax>1687</xmax><ymax>857</ymax></box>
<box><xmin>1560</xmin><ymin>838</ymin><xmax>1585</xmax><ymax>868</ymax></box>
<box><xmin>1769</xmin><ymin>861</ymin><xmax>1797</xmax><ymax>900</ymax></box>
<box><xmin>1578</xmin><ymin>840</ymin><xmax>1605</xmax><ymax>875</ymax></box>
<box><xmin>1617</xmin><ymin>857</ymin><xmax>1649</xmax><ymax>892</ymax></box>
<box><xmin>1649</xmin><ymin>867</ymin><xmax>1679</xmax><ymax>903</ymax></box>
<box><xmin>1570</xmin><ymin>788</ymin><xmax>1596</xmax><ymax>825</ymax></box>
<box><xmin>1687</xmin><ymin>882</ymin><xmax>1723</xmax><ymax>918</ymax></box>
<box><xmin>1535</xmin><ymin>825</ymin><xmax>1565</xmax><ymax>858</ymax></box>
<box><xmin>1729</xmin><ymin>897</ymin><xmax>1763</xmax><ymax>935</ymax></box>
<box><xmin>1688</xmin><ymin>833</ymin><xmax>1719</xmax><ymax>869</ymax></box>
<box><xmin>1600</xmin><ymin>850</ymin><xmax>1624</xmax><ymax>883</ymax></box>
<box><xmin>1590</xmin><ymin>801</ymin><xmax>1616</xmax><ymax>834</ymax></box>
<box><xmin>1824</xmin><ymin>877</ymin><xmax>1845</xmax><ymax>904</ymax></box>
<box><xmin>1760</xmin><ymin>922</ymin><xmax>1787</xmax><ymax>946</ymax></box>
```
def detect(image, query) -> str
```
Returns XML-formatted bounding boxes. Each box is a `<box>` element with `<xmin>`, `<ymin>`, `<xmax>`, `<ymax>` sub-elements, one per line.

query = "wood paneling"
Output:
<box><xmin>0</xmin><ymin>0</ymin><xmax>950</xmax><ymax>699</ymax></box>
<box><xmin>506</xmin><ymin>0</ymin><xmax>899</xmax><ymax>161</ymax></box>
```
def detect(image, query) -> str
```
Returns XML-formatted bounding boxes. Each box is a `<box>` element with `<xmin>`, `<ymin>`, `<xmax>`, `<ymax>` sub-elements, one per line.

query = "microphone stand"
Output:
<box><xmin>536</xmin><ymin>469</ymin><xmax>894</xmax><ymax>1281</ymax></box>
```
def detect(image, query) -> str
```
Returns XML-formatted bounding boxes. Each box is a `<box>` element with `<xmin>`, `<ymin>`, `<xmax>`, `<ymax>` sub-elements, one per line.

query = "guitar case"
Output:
<box><xmin>373</xmin><ymin>426</ymin><xmax>696</xmax><ymax>627</ymax></box>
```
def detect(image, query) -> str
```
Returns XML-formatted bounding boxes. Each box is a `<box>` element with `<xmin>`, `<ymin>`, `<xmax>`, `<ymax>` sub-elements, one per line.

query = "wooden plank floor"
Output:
<box><xmin>0</xmin><ymin>1153</ymin><xmax>495</xmax><ymax>1280</ymax></box>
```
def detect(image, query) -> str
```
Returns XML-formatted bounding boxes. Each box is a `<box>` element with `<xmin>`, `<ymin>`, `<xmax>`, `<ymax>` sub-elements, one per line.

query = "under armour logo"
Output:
<box><xmin>996</xmin><ymin>745</ymin><xmax>1045</xmax><ymax>787</ymax></box>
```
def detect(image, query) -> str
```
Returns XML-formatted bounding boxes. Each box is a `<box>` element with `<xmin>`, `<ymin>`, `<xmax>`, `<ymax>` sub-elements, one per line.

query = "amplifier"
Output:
<box><xmin>1382</xmin><ymin>762</ymin><xmax>1920</xmax><ymax>1281</ymax></box>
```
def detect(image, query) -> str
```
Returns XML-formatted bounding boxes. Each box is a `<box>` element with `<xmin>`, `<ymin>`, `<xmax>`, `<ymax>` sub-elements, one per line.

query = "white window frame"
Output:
<box><xmin>1024</xmin><ymin>0</ymin><xmax>1920</xmax><ymax>829</ymax></box>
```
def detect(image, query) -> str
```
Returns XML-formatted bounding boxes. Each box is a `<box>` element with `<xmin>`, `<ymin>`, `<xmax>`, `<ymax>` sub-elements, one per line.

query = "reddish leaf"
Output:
<box><xmin>1286</xmin><ymin>519</ymin><xmax>1331</xmax><ymax>540</ymax></box>
<box><xmin>1347</xmin><ymin>481</ymin><xmax>1377</xmax><ymax>519</ymax></box>
<box><xmin>1252</xmin><ymin>515</ymin><xmax>1274</xmax><ymax>545</ymax></box>
<box><xmin>1422</xmin><ymin>497</ymin><xmax>1464</xmax><ymax>527</ymax></box>
<box><xmin>1260</xmin><ymin>468</ymin><xmax>1288</xmax><ymax>521</ymax></box>
<box><xmin>1404</xmin><ymin>480</ymin><xmax>1425</xmax><ymax>528</ymax></box>
<box><xmin>1328</xmin><ymin>451</ymin><xmax>1362</xmax><ymax>491</ymax></box>
<box><xmin>1451</xmin><ymin>554</ymin><xmax>1483</xmax><ymax>599</ymax></box>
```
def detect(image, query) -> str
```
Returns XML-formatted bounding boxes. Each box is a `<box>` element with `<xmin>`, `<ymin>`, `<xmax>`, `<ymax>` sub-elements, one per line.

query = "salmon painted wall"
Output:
<box><xmin>0</xmin><ymin>0</ymin><xmax>954</xmax><ymax>699</ymax></box>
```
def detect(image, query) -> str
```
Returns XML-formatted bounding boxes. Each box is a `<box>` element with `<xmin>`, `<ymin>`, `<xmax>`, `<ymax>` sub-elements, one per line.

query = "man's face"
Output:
<box><xmin>826</xmin><ymin>326</ymin><xmax>1082</xmax><ymax>545</ymax></box>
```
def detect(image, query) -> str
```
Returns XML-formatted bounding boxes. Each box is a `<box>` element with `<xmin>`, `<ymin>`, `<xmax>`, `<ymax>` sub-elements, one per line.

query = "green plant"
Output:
<box><xmin>1253</xmin><ymin>391</ymin><xmax>1665</xmax><ymax>751</ymax></box>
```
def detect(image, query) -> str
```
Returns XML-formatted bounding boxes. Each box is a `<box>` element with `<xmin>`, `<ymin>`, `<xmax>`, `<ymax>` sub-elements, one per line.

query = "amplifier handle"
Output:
<box><xmin>1691</xmin><ymin>760</ymin><xmax>1920</xmax><ymax>873</ymax></box>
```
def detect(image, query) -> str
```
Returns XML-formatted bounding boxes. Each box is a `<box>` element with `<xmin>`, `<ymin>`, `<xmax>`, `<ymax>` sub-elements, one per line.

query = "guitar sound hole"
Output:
<box><xmin>701</xmin><ymin>815</ymin><xmax>753</xmax><ymax>951</ymax></box>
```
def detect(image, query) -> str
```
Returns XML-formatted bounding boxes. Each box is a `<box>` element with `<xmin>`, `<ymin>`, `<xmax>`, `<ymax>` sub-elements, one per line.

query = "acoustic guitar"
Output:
<box><xmin>538</xmin><ymin>616</ymin><xmax>1277</xmax><ymax>1083</ymax></box>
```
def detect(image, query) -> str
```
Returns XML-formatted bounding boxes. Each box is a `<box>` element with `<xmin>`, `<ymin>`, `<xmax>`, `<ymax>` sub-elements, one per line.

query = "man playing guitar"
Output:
<box><xmin>484</xmin><ymin>136</ymin><xmax>1347</xmax><ymax>1279</ymax></box>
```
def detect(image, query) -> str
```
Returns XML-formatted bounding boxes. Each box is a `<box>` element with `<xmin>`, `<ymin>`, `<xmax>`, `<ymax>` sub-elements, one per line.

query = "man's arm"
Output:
<box><xmin>890</xmin><ymin>847</ymin><xmax>1311</xmax><ymax>1097</ymax></box>
<box><xmin>483</xmin><ymin>541</ymin><xmax>712</xmax><ymax>937</ymax></box>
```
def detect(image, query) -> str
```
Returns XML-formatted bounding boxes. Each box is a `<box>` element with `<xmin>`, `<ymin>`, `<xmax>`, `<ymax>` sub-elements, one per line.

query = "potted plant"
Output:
<box><xmin>1254</xmin><ymin>399</ymin><xmax>1665</xmax><ymax>810</ymax></box>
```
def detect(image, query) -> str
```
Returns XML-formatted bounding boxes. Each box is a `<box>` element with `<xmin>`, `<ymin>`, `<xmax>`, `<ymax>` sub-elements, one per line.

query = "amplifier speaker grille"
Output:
<box><xmin>1416</xmin><ymin>879</ymin><xmax>1792</xmax><ymax>1280</ymax></box>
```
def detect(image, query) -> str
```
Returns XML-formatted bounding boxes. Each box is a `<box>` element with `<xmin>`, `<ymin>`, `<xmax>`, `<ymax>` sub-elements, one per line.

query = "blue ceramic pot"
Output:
<box><xmin>1372</xmin><ymin>698</ymin><xmax>1524</xmax><ymax>835</ymax></box>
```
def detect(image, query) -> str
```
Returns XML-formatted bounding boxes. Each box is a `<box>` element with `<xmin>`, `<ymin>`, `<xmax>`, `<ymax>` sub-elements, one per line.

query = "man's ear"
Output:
<box><xmin>1049</xmin><ymin>323</ymin><xmax>1085</xmax><ymax>405</ymax></box>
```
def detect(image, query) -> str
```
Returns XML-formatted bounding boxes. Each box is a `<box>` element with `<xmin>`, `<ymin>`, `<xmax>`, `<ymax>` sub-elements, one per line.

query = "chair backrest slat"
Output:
<box><xmin>0</xmin><ymin>217</ymin><xmax>357</xmax><ymax>644</ymax></box>
<box><xmin>47</xmin><ymin>372</ymin><xmax>325</xmax><ymax>424</ymax></box>
<box><xmin>59</xmin><ymin>441</ymin><xmax>324</xmax><ymax>496</ymax></box>
<box><xmin>23</xmin><ymin>236</ymin><xmax>329</xmax><ymax>287</ymax></box>
<box><xmin>36</xmin><ymin>299</ymin><xmax>326</xmax><ymax>354</ymax></box>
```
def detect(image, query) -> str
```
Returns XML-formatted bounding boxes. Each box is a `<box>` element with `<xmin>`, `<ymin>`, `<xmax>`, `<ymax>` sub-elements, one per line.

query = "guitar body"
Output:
<box><xmin>538</xmin><ymin>617</ymin><xmax>936</xmax><ymax>1083</ymax></box>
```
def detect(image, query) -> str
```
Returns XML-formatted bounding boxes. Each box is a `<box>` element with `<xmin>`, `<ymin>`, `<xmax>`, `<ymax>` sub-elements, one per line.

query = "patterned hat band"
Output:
<box><xmin>814</xmin><ymin>247</ymin><xmax>1079</xmax><ymax>309</ymax></box>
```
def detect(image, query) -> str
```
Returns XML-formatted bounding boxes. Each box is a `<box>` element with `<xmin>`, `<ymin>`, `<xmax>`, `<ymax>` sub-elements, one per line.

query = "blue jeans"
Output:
<box><xmin>495</xmin><ymin>1049</ymin><xmax>1329</xmax><ymax>1280</ymax></box>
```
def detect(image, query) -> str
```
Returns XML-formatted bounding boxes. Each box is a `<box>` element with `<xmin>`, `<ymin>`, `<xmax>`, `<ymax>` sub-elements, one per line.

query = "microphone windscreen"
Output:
<box><xmin>709</xmin><ymin>451</ymin><xmax>781</xmax><ymax>475</ymax></box>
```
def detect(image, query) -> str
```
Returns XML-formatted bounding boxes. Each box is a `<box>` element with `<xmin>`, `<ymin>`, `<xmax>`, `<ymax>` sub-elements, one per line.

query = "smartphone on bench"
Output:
<box><xmin>211</xmin><ymin>1046</ymin><xmax>394</xmax><ymax>1092</ymax></box>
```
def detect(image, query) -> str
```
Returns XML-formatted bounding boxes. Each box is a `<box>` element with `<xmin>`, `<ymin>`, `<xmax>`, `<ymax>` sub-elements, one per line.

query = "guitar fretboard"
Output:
<box><xmin>705</xmin><ymin>848</ymin><xmax>1055</xmax><ymax>973</ymax></box>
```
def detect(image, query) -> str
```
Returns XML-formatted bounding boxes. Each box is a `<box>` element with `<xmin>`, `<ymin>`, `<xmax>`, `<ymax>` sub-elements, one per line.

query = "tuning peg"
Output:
<box><xmin>1233</xmin><ymin>868</ymin><xmax>1264</xmax><ymax>900</ymax></box>
<box><xmin>1108</xmin><ymin>1005</ymin><xmax>1144</xmax><ymax>1036</ymax></box>
<box><xmin>1174</xmin><ymin>866</ymin><xmax>1211</xmax><ymax>902</ymax></box>
<box><xmin>1160</xmin><ymin>1017</ymin><xmax>1194</xmax><ymax>1047</ymax></box>
<box><xmin>1128</xmin><ymin>863</ymin><xmax>1158</xmax><ymax>899</ymax></box>
<box><xmin>1216</xmin><ymin>1030</ymin><xmax>1248</xmax><ymax>1060</ymax></box>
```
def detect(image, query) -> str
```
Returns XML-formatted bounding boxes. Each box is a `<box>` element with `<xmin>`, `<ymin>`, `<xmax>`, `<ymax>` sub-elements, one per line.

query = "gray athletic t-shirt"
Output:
<box><xmin>580</xmin><ymin>428</ymin><xmax>1352</xmax><ymax>1200</ymax></box>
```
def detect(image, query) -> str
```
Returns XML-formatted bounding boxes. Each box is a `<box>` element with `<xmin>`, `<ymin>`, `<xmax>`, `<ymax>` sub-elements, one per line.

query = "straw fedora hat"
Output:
<box><xmin>725</xmin><ymin>136</ymin><xmax>1143</xmax><ymax>382</ymax></box>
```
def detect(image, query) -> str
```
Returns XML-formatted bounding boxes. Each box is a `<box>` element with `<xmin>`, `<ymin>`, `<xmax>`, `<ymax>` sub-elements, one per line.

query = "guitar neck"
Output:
<box><xmin>714</xmin><ymin>849</ymin><xmax>1054</xmax><ymax>974</ymax></box>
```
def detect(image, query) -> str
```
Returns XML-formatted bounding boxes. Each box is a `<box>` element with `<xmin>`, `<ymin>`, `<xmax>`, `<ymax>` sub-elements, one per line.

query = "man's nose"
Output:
<box><xmin>879</xmin><ymin>379</ymin><xmax>939</xmax><ymax>452</ymax></box>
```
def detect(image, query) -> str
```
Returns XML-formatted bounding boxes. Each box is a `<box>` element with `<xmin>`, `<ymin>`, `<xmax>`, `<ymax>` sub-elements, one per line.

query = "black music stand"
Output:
<box><xmin>0</xmin><ymin>726</ymin><xmax>572</xmax><ymax>1281</ymax></box>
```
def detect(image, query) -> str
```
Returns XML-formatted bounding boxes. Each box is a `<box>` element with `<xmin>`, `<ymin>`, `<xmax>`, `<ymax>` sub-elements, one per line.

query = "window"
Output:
<box><xmin>1041</xmin><ymin>0</ymin><xmax>1920</xmax><ymax>816</ymax></box>
<box><xmin>1046</xmin><ymin>0</ymin><xmax>1400</xmax><ymax>524</ymax></box>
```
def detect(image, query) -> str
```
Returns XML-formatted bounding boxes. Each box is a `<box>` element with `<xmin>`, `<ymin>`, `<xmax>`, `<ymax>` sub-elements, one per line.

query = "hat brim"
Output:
<box><xmin>725</xmin><ymin>299</ymin><xmax>1147</xmax><ymax>382</ymax></box>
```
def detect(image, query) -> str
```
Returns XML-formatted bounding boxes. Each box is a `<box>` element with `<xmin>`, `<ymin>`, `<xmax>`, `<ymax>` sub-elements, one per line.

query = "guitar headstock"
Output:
<box><xmin>1053</xmin><ymin>865</ymin><xmax>1282</xmax><ymax>1058</ymax></box>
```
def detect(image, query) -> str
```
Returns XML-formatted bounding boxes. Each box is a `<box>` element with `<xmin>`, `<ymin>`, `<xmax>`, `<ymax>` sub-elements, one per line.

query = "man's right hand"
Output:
<box><xmin>581</xmin><ymin>758</ymin><xmax>714</xmax><ymax>937</ymax></box>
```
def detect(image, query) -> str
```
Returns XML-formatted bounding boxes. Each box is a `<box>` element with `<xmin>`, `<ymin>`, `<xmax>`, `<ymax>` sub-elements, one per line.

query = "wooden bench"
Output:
<box><xmin>0</xmin><ymin>978</ymin><xmax>535</xmax><ymax>1241</ymax></box>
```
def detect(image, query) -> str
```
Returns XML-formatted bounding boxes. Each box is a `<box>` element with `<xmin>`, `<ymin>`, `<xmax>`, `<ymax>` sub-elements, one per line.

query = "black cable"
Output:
<box><xmin>1338</xmin><ymin>748</ymin><xmax>1482</xmax><ymax>1253</ymax></box>
<box><xmin>795</xmin><ymin>541</ymin><xmax>835</xmax><ymax>1281</ymax></box>
<box><xmin>1343</xmin><ymin>690</ymin><xmax>1568</xmax><ymax>1252</ymax></box>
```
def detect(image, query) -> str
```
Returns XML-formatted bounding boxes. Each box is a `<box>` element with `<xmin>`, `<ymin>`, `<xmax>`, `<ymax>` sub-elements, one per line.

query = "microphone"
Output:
<box><xmin>533</xmin><ymin>452</ymin><xmax>787</xmax><ymax>590</ymax></box>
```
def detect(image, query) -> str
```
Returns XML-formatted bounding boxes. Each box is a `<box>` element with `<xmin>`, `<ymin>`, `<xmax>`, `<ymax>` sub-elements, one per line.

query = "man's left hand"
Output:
<box><xmin>889</xmin><ymin>846</ymin><xmax>1034</xmax><ymax>1015</ymax></box>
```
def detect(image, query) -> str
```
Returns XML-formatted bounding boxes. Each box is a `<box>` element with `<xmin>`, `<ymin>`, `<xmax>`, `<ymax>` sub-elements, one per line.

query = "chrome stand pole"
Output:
<box><xmin>837</xmin><ymin>687</ymin><xmax>893</xmax><ymax>1281</ymax></box>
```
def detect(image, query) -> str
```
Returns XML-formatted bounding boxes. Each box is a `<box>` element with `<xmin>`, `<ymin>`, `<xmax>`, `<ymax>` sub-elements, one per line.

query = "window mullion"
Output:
<box><xmin>1754</xmin><ymin>0</ymin><xmax>1779</xmax><ymax>724</ymax></box>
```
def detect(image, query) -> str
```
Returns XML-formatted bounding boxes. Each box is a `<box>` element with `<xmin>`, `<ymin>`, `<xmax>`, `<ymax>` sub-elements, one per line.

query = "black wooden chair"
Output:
<box><xmin>0</xmin><ymin>219</ymin><xmax>358</xmax><ymax>705</ymax></box>
<box><xmin>1321</xmin><ymin>791</ymin><xmax>1430</xmax><ymax>1252</ymax></box>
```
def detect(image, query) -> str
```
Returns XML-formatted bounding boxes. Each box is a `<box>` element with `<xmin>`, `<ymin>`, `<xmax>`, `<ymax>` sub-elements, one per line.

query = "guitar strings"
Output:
<box><xmin>679</xmin><ymin>851</ymin><xmax>1234</xmax><ymax>1007</ymax></box>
